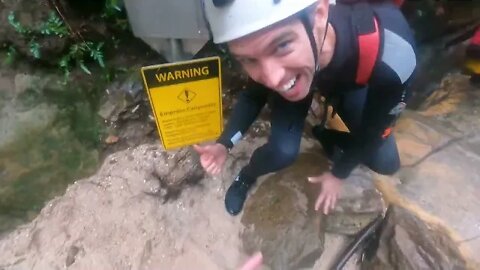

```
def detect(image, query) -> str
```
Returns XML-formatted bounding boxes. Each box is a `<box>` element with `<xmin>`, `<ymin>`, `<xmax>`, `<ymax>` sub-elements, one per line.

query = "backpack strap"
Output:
<box><xmin>352</xmin><ymin>3</ymin><xmax>380</xmax><ymax>85</ymax></box>
<box><xmin>471</xmin><ymin>27</ymin><xmax>480</xmax><ymax>47</ymax></box>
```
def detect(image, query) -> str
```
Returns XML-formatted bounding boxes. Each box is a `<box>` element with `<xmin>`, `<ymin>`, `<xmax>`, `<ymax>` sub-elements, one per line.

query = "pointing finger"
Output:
<box><xmin>239</xmin><ymin>252</ymin><xmax>263</xmax><ymax>270</ymax></box>
<box><xmin>308</xmin><ymin>176</ymin><xmax>324</xmax><ymax>184</ymax></box>
<box><xmin>193</xmin><ymin>144</ymin><xmax>205</xmax><ymax>154</ymax></box>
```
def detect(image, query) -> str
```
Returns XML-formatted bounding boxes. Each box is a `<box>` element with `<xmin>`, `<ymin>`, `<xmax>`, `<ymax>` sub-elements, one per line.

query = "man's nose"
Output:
<box><xmin>260</xmin><ymin>59</ymin><xmax>285</xmax><ymax>90</ymax></box>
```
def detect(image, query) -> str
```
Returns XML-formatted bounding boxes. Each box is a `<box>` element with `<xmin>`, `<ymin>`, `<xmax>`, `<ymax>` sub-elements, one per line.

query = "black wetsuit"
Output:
<box><xmin>217</xmin><ymin>2</ymin><xmax>417</xmax><ymax>180</ymax></box>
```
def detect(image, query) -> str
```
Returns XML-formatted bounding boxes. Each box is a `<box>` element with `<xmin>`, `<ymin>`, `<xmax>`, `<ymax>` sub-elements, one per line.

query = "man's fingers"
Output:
<box><xmin>331</xmin><ymin>195</ymin><xmax>337</xmax><ymax>211</ymax></box>
<box><xmin>323</xmin><ymin>196</ymin><xmax>332</xmax><ymax>215</ymax></box>
<box><xmin>206</xmin><ymin>162</ymin><xmax>217</xmax><ymax>174</ymax></box>
<box><xmin>212</xmin><ymin>166</ymin><xmax>221</xmax><ymax>175</ymax></box>
<box><xmin>239</xmin><ymin>252</ymin><xmax>263</xmax><ymax>270</ymax></box>
<box><xmin>201</xmin><ymin>155</ymin><xmax>214</xmax><ymax>168</ymax></box>
<box><xmin>315</xmin><ymin>191</ymin><xmax>326</xmax><ymax>212</ymax></box>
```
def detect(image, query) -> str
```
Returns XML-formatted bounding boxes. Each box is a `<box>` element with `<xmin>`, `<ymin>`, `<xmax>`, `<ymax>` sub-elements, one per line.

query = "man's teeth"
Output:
<box><xmin>280</xmin><ymin>78</ymin><xmax>296</xmax><ymax>92</ymax></box>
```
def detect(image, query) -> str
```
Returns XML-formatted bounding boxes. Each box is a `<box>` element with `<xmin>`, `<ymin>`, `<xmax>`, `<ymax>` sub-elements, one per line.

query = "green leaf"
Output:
<box><xmin>58</xmin><ymin>55</ymin><xmax>70</xmax><ymax>69</ymax></box>
<box><xmin>8</xmin><ymin>11</ymin><xmax>29</xmax><ymax>34</ymax></box>
<box><xmin>89</xmin><ymin>42</ymin><xmax>105</xmax><ymax>68</ymax></box>
<box><xmin>29</xmin><ymin>41</ymin><xmax>41</xmax><ymax>59</ymax></box>
<box><xmin>39</xmin><ymin>12</ymin><xmax>68</xmax><ymax>37</ymax></box>
<box><xmin>79</xmin><ymin>61</ymin><xmax>92</xmax><ymax>75</ymax></box>
<box><xmin>5</xmin><ymin>46</ymin><xmax>17</xmax><ymax>65</ymax></box>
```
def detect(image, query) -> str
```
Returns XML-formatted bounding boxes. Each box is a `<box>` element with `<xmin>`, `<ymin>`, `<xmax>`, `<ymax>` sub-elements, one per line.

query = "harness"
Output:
<box><xmin>317</xmin><ymin>3</ymin><xmax>381</xmax><ymax>130</ymax></box>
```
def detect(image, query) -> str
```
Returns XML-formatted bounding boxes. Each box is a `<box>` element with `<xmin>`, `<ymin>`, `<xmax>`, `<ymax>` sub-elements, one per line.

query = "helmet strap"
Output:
<box><xmin>300</xmin><ymin>10</ymin><xmax>329</xmax><ymax>72</ymax></box>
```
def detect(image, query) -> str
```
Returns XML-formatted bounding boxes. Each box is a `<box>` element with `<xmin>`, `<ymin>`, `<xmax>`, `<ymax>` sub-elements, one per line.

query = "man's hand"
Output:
<box><xmin>239</xmin><ymin>252</ymin><xmax>263</xmax><ymax>270</ymax></box>
<box><xmin>308</xmin><ymin>172</ymin><xmax>343</xmax><ymax>215</ymax></box>
<box><xmin>193</xmin><ymin>143</ymin><xmax>228</xmax><ymax>175</ymax></box>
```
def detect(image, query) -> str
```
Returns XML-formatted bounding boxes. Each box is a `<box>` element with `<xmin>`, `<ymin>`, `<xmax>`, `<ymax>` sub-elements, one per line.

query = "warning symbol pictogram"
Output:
<box><xmin>178</xmin><ymin>89</ymin><xmax>196</xmax><ymax>104</ymax></box>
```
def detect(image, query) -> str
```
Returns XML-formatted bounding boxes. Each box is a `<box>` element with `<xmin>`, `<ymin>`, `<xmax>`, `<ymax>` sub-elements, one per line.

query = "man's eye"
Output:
<box><xmin>275</xmin><ymin>41</ymin><xmax>291</xmax><ymax>54</ymax></box>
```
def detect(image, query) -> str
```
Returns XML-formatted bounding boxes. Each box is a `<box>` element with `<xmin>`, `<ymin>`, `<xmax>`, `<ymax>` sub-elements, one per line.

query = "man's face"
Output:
<box><xmin>228</xmin><ymin>18</ymin><xmax>316</xmax><ymax>102</ymax></box>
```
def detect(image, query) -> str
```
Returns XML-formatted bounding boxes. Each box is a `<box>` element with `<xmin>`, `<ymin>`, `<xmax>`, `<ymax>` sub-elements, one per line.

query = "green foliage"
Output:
<box><xmin>102</xmin><ymin>0</ymin><xmax>129</xmax><ymax>31</ymax></box>
<box><xmin>58</xmin><ymin>42</ymin><xmax>105</xmax><ymax>78</ymax></box>
<box><xmin>39</xmin><ymin>12</ymin><xmax>69</xmax><ymax>37</ymax></box>
<box><xmin>7</xmin><ymin>11</ymin><xmax>107</xmax><ymax>78</ymax></box>
<box><xmin>7</xmin><ymin>11</ymin><xmax>30</xmax><ymax>35</ymax></box>
<box><xmin>5</xmin><ymin>46</ymin><xmax>17</xmax><ymax>65</ymax></box>
<box><xmin>28</xmin><ymin>40</ymin><xmax>41</xmax><ymax>59</ymax></box>
<box><xmin>103</xmin><ymin>0</ymin><xmax>122</xmax><ymax>18</ymax></box>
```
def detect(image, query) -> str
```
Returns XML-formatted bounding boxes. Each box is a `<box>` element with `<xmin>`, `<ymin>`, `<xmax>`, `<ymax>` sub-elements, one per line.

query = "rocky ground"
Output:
<box><xmin>2</xmin><ymin>1</ymin><xmax>480</xmax><ymax>268</ymax></box>
<box><xmin>0</xmin><ymin>72</ymin><xmax>479</xmax><ymax>269</ymax></box>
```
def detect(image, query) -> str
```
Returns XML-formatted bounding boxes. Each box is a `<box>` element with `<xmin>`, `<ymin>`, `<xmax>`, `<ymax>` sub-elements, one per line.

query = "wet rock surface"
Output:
<box><xmin>362</xmin><ymin>206</ymin><xmax>468</xmax><ymax>270</ymax></box>
<box><xmin>241</xmin><ymin>152</ymin><xmax>326</xmax><ymax>270</ymax></box>
<box><xmin>373</xmin><ymin>72</ymin><xmax>480</xmax><ymax>268</ymax></box>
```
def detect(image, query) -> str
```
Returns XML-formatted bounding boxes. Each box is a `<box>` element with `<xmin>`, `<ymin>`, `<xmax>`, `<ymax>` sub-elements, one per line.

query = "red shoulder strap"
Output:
<box><xmin>471</xmin><ymin>27</ymin><xmax>480</xmax><ymax>46</ymax></box>
<box><xmin>393</xmin><ymin>0</ymin><xmax>405</xmax><ymax>6</ymax></box>
<box><xmin>355</xmin><ymin>18</ymin><xmax>380</xmax><ymax>85</ymax></box>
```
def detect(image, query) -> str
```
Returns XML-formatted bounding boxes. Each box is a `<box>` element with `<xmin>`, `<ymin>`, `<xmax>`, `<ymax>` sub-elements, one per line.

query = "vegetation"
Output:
<box><xmin>5</xmin><ymin>1</ymin><xmax>126</xmax><ymax>81</ymax></box>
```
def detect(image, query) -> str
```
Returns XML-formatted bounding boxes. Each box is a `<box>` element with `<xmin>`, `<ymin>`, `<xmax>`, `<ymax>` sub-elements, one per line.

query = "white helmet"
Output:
<box><xmin>204</xmin><ymin>0</ymin><xmax>318</xmax><ymax>44</ymax></box>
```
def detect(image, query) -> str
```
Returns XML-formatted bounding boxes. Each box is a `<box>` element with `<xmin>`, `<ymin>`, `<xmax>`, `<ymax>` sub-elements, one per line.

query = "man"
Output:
<box><xmin>194</xmin><ymin>0</ymin><xmax>416</xmax><ymax>216</ymax></box>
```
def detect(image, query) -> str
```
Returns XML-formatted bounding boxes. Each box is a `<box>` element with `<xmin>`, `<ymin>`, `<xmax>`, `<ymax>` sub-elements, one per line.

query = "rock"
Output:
<box><xmin>362</xmin><ymin>206</ymin><xmax>468</xmax><ymax>270</ymax></box>
<box><xmin>241</xmin><ymin>151</ymin><xmax>327</xmax><ymax>270</ymax></box>
<box><xmin>0</xmin><ymin>71</ymin><xmax>16</xmax><ymax>103</ymax></box>
<box><xmin>0</xmin><ymin>144</ymin><xmax>248</xmax><ymax>270</ymax></box>
<box><xmin>0</xmin><ymin>102</ymin><xmax>57</xmax><ymax>150</ymax></box>
<box><xmin>324</xmin><ymin>170</ymin><xmax>385</xmax><ymax>235</ymax></box>
<box><xmin>418</xmin><ymin>73</ymin><xmax>471</xmax><ymax>117</ymax></box>
<box><xmin>387</xmin><ymin>74</ymin><xmax>480</xmax><ymax>268</ymax></box>
<box><xmin>104</xmin><ymin>135</ymin><xmax>119</xmax><ymax>144</ymax></box>
<box><xmin>97</xmin><ymin>99</ymin><xmax>118</xmax><ymax>120</ymax></box>
<box><xmin>416</xmin><ymin>73</ymin><xmax>480</xmax><ymax>155</ymax></box>
<box><xmin>99</xmin><ymin>73</ymin><xmax>146</xmax><ymax>122</ymax></box>
<box><xmin>119</xmin><ymin>74</ymin><xmax>144</xmax><ymax>102</ymax></box>
<box><xmin>150</xmin><ymin>147</ymin><xmax>205</xmax><ymax>202</ymax></box>
<box><xmin>313</xmin><ymin>233</ymin><xmax>361</xmax><ymax>270</ymax></box>
<box><xmin>13</xmin><ymin>72</ymin><xmax>64</xmax><ymax>98</ymax></box>
<box><xmin>14</xmin><ymin>73</ymin><xmax>39</xmax><ymax>95</ymax></box>
<box><xmin>394</xmin><ymin>113</ymin><xmax>452</xmax><ymax>166</ymax></box>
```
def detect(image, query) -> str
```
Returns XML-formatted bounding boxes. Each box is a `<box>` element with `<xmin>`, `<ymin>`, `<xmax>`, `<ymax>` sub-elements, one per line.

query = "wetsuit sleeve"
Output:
<box><xmin>331</xmin><ymin>67</ymin><xmax>409</xmax><ymax>179</ymax></box>
<box><xmin>216</xmin><ymin>80</ymin><xmax>269</xmax><ymax>149</ymax></box>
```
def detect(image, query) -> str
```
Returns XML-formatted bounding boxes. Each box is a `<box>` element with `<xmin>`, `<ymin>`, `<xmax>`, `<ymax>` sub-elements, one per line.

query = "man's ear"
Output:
<box><xmin>314</xmin><ymin>0</ymin><xmax>329</xmax><ymax>28</ymax></box>
<box><xmin>313</xmin><ymin>0</ymin><xmax>330</xmax><ymax>43</ymax></box>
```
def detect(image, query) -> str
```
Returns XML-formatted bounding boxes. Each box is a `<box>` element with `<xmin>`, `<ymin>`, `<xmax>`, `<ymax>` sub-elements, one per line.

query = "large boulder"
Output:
<box><xmin>362</xmin><ymin>206</ymin><xmax>469</xmax><ymax>270</ymax></box>
<box><xmin>241</xmin><ymin>151</ymin><xmax>326</xmax><ymax>270</ymax></box>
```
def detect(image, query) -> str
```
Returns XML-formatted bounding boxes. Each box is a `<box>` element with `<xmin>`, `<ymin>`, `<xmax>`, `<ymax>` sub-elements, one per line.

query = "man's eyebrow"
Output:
<box><xmin>266</xmin><ymin>31</ymin><xmax>296</xmax><ymax>50</ymax></box>
<box><xmin>231</xmin><ymin>30</ymin><xmax>296</xmax><ymax>59</ymax></box>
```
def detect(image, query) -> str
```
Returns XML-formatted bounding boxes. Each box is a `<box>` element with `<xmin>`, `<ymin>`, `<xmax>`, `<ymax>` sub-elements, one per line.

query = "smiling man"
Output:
<box><xmin>194</xmin><ymin>0</ymin><xmax>416</xmax><ymax>216</ymax></box>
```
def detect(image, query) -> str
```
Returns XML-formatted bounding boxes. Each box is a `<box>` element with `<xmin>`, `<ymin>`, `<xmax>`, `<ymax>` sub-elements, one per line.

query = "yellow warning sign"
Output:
<box><xmin>140</xmin><ymin>57</ymin><xmax>223</xmax><ymax>150</ymax></box>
